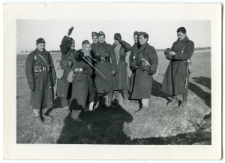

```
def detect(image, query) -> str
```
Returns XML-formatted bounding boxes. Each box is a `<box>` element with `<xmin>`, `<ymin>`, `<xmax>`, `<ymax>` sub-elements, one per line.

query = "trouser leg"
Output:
<box><xmin>61</xmin><ymin>97</ymin><xmax>69</xmax><ymax>107</ymax></box>
<box><xmin>33</xmin><ymin>109</ymin><xmax>43</xmax><ymax>124</ymax></box>
<box><xmin>114</xmin><ymin>90</ymin><xmax>120</xmax><ymax>103</ymax></box>
<box><xmin>122</xmin><ymin>90</ymin><xmax>129</xmax><ymax>105</ymax></box>
<box><xmin>106</xmin><ymin>91</ymin><xmax>113</xmax><ymax>107</ymax></box>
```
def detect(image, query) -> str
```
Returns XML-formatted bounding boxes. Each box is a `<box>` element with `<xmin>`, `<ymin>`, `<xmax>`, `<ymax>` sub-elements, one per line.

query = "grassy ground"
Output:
<box><xmin>16</xmin><ymin>50</ymin><xmax>211</xmax><ymax>144</ymax></box>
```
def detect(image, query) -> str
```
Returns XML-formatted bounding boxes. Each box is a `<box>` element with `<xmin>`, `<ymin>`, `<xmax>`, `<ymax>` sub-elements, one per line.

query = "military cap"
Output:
<box><xmin>133</xmin><ymin>31</ymin><xmax>139</xmax><ymax>36</ymax></box>
<box><xmin>98</xmin><ymin>31</ymin><xmax>105</xmax><ymax>37</ymax></box>
<box><xmin>138</xmin><ymin>32</ymin><xmax>149</xmax><ymax>37</ymax></box>
<box><xmin>82</xmin><ymin>40</ymin><xmax>90</xmax><ymax>45</ymax></box>
<box><xmin>92</xmin><ymin>32</ymin><xmax>98</xmax><ymax>38</ymax></box>
<box><xmin>36</xmin><ymin>38</ymin><xmax>45</xmax><ymax>44</ymax></box>
<box><xmin>114</xmin><ymin>33</ymin><xmax>122</xmax><ymax>40</ymax></box>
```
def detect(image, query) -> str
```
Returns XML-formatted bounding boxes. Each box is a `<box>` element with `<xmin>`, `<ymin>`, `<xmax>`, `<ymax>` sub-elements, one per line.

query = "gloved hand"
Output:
<box><xmin>112</xmin><ymin>70</ymin><xmax>116</xmax><ymax>75</ymax></box>
<box><xmin>115</xmin><ymin>35</ymin><xmax>122</xmax><ymax>42</ymax></box>
<box><xmin>29</xmin><ymin>84</ymin><xmax>34</xmax><ymax>91</ymax></box>
<box><xmin>130</xmin><ymin>66</ymin><xmax>136</xmax><ymax>71</ymax></box>
<box><xmin>164</xmin><ymin>48</ymin><xmax>172</xmax><ymax>55</ymax></box>
<box><xmin>53</xmin><ymin>80</ymin><xmax>56</xmax><ymax>86</ymax></box>
<box><xmin>166</xmin><ymin>54</ymin><xmax>173</xmax><ymax>60</ymax></box>
<box><xmin>148</xmin><ymin>70</ymin><xmax>155</xmax><ymax>75</ymax></box>
<box><xmin>68</xmin><ymin>27</ymin><xmax>74</xmax><ymax>36</ymax></box>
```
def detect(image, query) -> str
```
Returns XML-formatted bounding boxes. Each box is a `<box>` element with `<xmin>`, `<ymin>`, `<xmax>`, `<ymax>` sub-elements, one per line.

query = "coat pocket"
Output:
<box><xmin>34</xmin><ymin>72</ymin><xmax>40</xmax><ymax>79</ymax></box>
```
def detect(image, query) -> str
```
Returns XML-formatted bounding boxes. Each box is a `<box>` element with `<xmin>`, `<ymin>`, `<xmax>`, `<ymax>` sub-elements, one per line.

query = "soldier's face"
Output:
<box><xmin>36</xmin><ymin>43</ymin><xmax>45</xmax><ymax>51</ymax></box>
<box><xmin>139</xmin><ymin>35</ymin><xmax>147</xmax><ymax>45</ymax></box>
<box><xmin>98</xmin><ymin>36</ymin><xmax>105</xmax><ymax>43</ymax></box>
<box><xmin>84</xmin><ymin>44</ymin><xmax>91</xmax><ymax>53</ymax></box>
<box><xmin>177</xmin><ymin>32</ymin><xmax>186</xmax><ymax>40</ymax></box>
<box><xmin>134</xmin><ymin>35</ymin><xmax>139</xmax><ymax>43</ymax></box>
<box><xmin>92</xmin><ymin>36</ymin><xmax>98</xmax><ymax>44</ymax></box>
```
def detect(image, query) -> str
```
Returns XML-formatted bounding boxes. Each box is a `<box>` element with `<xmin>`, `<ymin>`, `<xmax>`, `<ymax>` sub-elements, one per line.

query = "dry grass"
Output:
<box><xmin>16</xmin><ymin>50</ymin><xmax>211</xmax><ymax>144</ymax></box>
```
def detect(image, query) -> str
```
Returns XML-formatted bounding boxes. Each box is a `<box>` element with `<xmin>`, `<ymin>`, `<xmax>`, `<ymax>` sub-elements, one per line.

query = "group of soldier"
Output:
<box><xmin>25</xmin><ymin>26</ymin><xmax>194</xmax><ymax>125</ymax></box>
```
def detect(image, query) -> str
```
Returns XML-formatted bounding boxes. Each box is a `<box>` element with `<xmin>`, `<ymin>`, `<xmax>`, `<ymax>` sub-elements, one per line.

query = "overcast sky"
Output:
<box><xmin>17</xmin><ymin>20</ymin><xmax>210</xmax><ymax>53</ymax></box>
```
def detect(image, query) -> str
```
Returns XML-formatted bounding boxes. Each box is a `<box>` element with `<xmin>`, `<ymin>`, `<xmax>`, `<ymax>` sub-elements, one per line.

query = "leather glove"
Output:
<box><xmin>112</xmin><ymin>70</ymin><xmax>116</xmax><ymax>75</ymax></box>
<box><xmin>164</xmin><ymin>48</ymin><xmax>172</xmax><ymax>55</ymax></box>
<box><xmin>148</xmin><ymin>70</ymin><xmax>155</xmax><ymax>75</ymax></box>
<box><xmin>166</xmin><ymin>54</ymin><xmax>173</xmax><ymax>60</ymax></box>
<box><xmin>115</xmin><ymin>35</ymin><xmax>122</xmax><ymax>42</ymax></box>
<box><xmin>53</xmin><ymin>80</ymin><xmax>56</xmax><ymax>86</ymax></box>
<box><xmin>29</xmin><ymin>84</ymin><xmax>34</xmax><ymax>91</ymax></box>
<box><xmin>68</xmin><ymin>27</ymin><xmax>74</xmax><ymax>35</ymax></box>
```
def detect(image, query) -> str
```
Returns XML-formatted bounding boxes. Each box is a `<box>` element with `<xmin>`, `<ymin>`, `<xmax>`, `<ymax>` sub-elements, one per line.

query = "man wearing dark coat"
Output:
<box><xmin>25</xmin><ymin>38</ymin><xmax>56</xmax><ymax>124</ymax></box>
<box><xmin>131</xmin><ymin>32</ymin><xmax>158</xmax><ymax>110</ymax></box>
<box><xmin>161</xmin><ymin>27</ymin><xmax>194</xmax><ymax>108</ymax></box>
<box><xmin>112</xmin><ymin>33</ymin><xmax>131</xmax><ymax>106</ymax></box>
<box><xmin>129</xmin><ymin>31</ymin><xmax>141</xmax><ymax>95</ymax></box>
<box><xmin>56</xmin><ymin>27</ymin><xmax>75</xmax><ymax>108</ymax></box>
<box><xmin>69</xmin><ymin>40</ymin><xmax>94</xmax><ymax>120</ymax></box>
<box><xmin>92</xmin><ymin>31</ymin><xmax>117</xmax><ymax>107</ymax></box>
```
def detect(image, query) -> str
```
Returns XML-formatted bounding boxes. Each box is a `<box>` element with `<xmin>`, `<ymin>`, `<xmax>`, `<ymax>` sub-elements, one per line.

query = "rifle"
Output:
<box><xmin>82</xmin><ymin>56</ymin><xmax>106</xmax><ymax>79</ymax></box>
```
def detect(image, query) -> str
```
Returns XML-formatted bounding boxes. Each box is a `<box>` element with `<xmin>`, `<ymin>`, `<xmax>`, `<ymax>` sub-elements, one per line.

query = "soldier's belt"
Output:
<box><xmin>34</xmin><ymin>66</ymin><xmax>51</xmax><ymax>72</ymax></box>
<box><xmin>73</xmin><ymin>68</ymin><xmax>83</xmax><ymax>72</ymax></box>
<box><xmin>120</xmin><ymin>56</ymin><xmax>126</xmax><ymax>61</ymax></box>
<box><xmin>96</xmin><ymin>56</ymin><xmax>111</xmax><ymax>62</ymax></box>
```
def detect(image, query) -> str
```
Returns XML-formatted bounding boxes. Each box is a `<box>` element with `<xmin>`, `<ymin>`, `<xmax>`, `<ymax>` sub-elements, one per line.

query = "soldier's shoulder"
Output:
<box><xmin>187</xmin><ymin>40</ymin><xmax>194</xmax><ymax>45</ymax></box>
<box><xmin>146</xmin><ymin>44</ymin><xmax>156</xmax><ymax>51</ymax></box>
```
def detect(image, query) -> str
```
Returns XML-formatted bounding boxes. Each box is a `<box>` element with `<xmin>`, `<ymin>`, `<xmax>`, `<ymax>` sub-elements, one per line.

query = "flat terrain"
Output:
<box><xmin>17</xmin><ymin>49</ymin><xmax>211</xmax><ymax>144</ymax></box>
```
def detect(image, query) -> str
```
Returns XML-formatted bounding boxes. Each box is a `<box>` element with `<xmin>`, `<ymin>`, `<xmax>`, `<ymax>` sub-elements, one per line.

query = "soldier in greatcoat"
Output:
<box><xmin>161</xmin><ymin>27</ymin><xmax>194</xmax><ymax>108</ymax></box>
<box><xmin>25</xmin><ymin>38</ymin><xmax>56</xmax><ymax>124</ymax></box>
<box><xmin>92</xmin><ymin>31</ymin><xmax>117</xmax><ymax>107</ymax></box>
<box><xmin>131</xmin><ymin>32</ymin><xmax>158</xmax><ymax>111</ymax></box>
<box><xmin>112</xmin><ymin>33</ymin><xmax>131</xmax><ymax>106</ymax></box>
<box><xmin>56</xmin><ymin>27</ymin><xmax>75</xmax><ymax>109</ymax></box>
<box><xmin>69</xmin><ymin>40</ymin><xmax>94</xmax><ymax>120</ymax></box>
<box><xmin>129</xmin><ymin>31</ymin><xmax>141</xmax><ymax>96</ymax></box>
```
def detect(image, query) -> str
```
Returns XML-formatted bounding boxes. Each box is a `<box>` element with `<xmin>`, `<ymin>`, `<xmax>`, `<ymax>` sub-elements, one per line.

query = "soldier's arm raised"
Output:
<box><xmin>120</xmin><ymin>40</ymin><xmax>132</xmax><ymax>52</ymax></box>
<box><xmin>25</xmin><ymin>54</ymin><xmax>35</xmax><ymax>91</ymax></box>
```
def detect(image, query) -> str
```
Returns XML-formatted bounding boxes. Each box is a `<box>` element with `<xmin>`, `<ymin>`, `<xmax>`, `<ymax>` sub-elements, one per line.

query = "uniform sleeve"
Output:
<box><xmin>120</xmin><ymin>40</ymin><xmax>131</xmax><ymax>52</ymax></box>
<box><xmin>25</xmin><ymin>54</ymin><xmax>34</xmax><ymax>86</ymax></box>
<box><xmin>171</xmin><ymin>42</ymin><xmax>175</xmax><ymax>51</ymax></box>
<box><xmin>49</xmin><ymin>54</ymin><xmax>56</xmax><ymax>82</ymax></box>
<box><xmin>60</xmin><ymin>36</ymin><xmax>71</xmax><ymax>55</ymax></box>
<box><xmin>173</xmin><ymin>41</ymin><xmax>194</xmax><ymax>60</ymax></box>
<box><xmin>148</xmin><ymin>47</ymin><xmax>158</xmax><ymax>74</ymax></box>
<box><xmin>109</xmin><ymin>45</ymin><xmax>117</xmax><ymax>72</ymax></box>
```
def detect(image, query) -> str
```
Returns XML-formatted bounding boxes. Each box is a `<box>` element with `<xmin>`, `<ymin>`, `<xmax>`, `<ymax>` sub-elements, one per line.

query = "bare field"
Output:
<box><xmin>16</xmin><ymin>49</ymin><xmax>211</xmax><ymax>144</ymax></box>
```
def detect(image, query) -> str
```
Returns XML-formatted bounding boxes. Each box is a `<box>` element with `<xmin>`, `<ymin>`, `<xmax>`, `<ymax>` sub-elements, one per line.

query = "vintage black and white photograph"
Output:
<box><xmin>16</xmin><ymin>19</ymin><xmax>212</xmax><ymax>145</ymax></box>
<box><xmin>4</xmin><ymin>3</ymin><xmax>221</xmax><ymax>160</ymax></box>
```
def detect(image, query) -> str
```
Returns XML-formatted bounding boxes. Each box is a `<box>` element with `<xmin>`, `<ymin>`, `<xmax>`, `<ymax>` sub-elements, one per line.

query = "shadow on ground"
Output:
<box><xmin>192</xmin><ymin>76</ymin><xmax>211</xmax><ymax>90</ymax></box>
<box><xmin>57</xmin><ymin>102</ymin><xmax>133</xmax><ymax>144</ymax></box>
<box><xmin>189</xmin><ymin>82</ymin><xmax>211</xmax><ymax>108</ymax></box>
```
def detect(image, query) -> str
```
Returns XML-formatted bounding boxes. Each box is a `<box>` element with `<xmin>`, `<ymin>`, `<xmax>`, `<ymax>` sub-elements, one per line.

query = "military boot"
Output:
<box><xmin>33</xmin><ymin>109</ymin><xmax>43</xmax><ymax>125</ymax></box>
<box><xmin>113</xmin><ymin>91</ymin><xmax>120</xmax><ymax>104</ymax></box>
<box><xmin>71</xmin><ymin>110</ymin><xmax>82</xmax><ymax>122</ymax></box>
<box><xmin>179</xmin><ymin>95</ymin><xmax>187</xmax><ymax>108</ymax></box>
<box><xmin>168</xmin><ymin>96</ymin><xmax>179</xmax><ymax>107</ymax></box>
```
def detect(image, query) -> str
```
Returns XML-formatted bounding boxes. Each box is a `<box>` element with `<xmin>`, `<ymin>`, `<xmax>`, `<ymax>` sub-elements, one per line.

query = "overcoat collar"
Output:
<box><xmin>97</xmin><ymin>41</ymin><xmax>107</xmax><ymax>47</ymax></box>
<box><xmin>138</xmin><ymin>42</ymin><xmax>149</xmax><ymax>53</ymax></box>
<box><xmin>35</xmin><ymin>48</ymin><xmax>46</xmax><ymax>55</ymax></box>
<box><xmin>176</xmin><ymin>37</ymin><xmax>189</xmax><ymax>44</ymax></box>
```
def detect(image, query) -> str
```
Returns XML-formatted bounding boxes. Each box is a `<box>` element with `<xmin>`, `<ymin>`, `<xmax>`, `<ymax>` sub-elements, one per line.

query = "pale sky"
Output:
<box><xmin>17</xmin><ymin>20</ymin><xmax>210</xmax><ymax>53</ymax></box>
